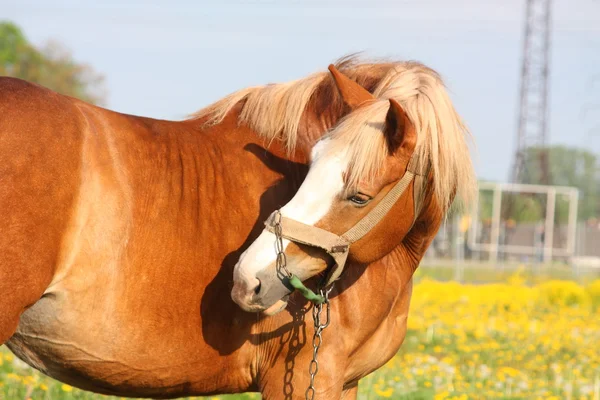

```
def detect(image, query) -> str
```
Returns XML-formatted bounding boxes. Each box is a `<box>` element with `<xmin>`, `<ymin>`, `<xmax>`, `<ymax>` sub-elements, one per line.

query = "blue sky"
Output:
<box><xmin>3</xmin><ymin>0</ymin><xmax>599</xmax><ymax>181</ymax></box>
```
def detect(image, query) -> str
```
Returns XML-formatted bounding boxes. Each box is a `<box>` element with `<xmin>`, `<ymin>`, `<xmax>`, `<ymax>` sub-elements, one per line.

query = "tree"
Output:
<box><xmin>519</xmin><ymin>145</ymin><xmax>599</xmax><ymax>221</ymax></box>
<box><xmin>0</xmin><ymin>21</ymin><xmax>106</xmax><ymax>105</ymax></box>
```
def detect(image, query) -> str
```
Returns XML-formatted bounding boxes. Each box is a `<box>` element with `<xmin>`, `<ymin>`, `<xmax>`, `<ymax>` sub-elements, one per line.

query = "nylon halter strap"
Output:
<box><xmin>264</xmin><ymin>153</ymin><xmax>429</xmax><ymax>288</ymax></box>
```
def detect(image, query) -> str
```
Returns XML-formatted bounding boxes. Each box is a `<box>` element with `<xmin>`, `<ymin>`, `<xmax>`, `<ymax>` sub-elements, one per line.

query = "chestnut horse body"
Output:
<box><xmin>0</xmin><ymin>57</ymin><xmax>474</xmax><ymax>399</ymax></box>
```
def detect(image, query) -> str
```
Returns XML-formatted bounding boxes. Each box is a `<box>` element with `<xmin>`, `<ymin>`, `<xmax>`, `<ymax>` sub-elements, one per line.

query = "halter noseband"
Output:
<box><xmin>264</xmin><ymin>153</ymin><xmax>429</xmax><ymax>291</ymax></box>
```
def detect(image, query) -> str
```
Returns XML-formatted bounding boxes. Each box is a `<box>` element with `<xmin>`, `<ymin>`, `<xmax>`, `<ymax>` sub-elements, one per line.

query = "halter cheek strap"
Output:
<box><xmin>264</xmin><ymin>154</ymin><xmax>429</xmax><ymax>289</ymax></box>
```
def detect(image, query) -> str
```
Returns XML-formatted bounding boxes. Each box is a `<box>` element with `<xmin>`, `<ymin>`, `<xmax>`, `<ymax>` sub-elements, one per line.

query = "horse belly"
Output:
<box><xmin>8</xmin><ymin>289</ymin><xmax>175</xmax><ymax>397</ymax></box>
<box><xmin>6</xmin><ymin>289</ymin><xmax>136</xmax><ymax>395</ymax></box>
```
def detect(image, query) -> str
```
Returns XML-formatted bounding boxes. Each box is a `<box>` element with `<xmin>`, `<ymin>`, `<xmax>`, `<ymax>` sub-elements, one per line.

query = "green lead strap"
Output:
<box><xmin>288</xmin><ymin>275</ymin><xmax>326</xmax><ymax>304</ymax></box>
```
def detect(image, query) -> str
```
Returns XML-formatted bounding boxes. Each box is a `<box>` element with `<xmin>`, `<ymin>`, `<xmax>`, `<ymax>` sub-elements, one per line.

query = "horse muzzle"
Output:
<box><xmin>231</xmin><ymin>274</ymin><xmax>291</xmax><ymax>315</ymax></box>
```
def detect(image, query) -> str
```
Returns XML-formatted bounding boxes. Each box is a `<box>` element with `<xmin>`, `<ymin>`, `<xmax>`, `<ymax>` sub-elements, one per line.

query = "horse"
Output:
<box><xmin>0</xmin><ymin>55</ymin><xmax>476</xmax><ymax>399</ymax></box>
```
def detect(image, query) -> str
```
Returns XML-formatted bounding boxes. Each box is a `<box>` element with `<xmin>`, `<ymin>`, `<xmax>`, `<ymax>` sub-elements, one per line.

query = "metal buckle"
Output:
<box><xmin>330</xmin><ymin>245</ymin><xmax>349</xmax><ymax>253</ymax></box>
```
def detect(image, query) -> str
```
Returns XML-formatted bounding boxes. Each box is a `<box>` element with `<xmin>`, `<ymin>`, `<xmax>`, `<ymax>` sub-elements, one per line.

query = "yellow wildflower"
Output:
<box><xmin>374</xmin><ymin>387</ymin><xmax>394</xmax><ymax>398</ymax></box>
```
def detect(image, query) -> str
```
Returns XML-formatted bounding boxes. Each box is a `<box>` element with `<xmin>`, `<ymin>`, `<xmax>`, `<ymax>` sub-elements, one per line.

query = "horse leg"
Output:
<box><xmin>261</xmin><ymin>380</ymin><xmax>343</xmax><ymax>400</ymax></box>
<box><xmin>0</xmin><ymin>181</ymin><xmax>67</xmax><ymax>344</ymax></box>
<box><xmin>259</xmin><ymin>356</ymin><xmax>345</xmax><ymax>400</ymax></box>
<box><xmin>0</xmin><ymin>265</ymin><xmax>55</xmax><ymax>344</ymax></box>
<box><xmin>0</xmin><ymin>186</ymin><xmax>69</xmax><ymax>344</ymax></box>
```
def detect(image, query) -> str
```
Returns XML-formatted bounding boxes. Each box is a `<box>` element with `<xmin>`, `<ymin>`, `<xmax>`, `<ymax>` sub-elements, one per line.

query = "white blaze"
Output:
<box><xmin>233</xmin><ymin>139</ymin><xmax>348</xmax><ymax>284</ymax></box>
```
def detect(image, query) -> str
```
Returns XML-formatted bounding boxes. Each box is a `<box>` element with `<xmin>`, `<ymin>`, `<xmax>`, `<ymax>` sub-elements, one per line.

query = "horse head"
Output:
<box><xmin>232</xmin><ymin>65</ymin><xmax>434</xmax><ymax>315</ymax></box>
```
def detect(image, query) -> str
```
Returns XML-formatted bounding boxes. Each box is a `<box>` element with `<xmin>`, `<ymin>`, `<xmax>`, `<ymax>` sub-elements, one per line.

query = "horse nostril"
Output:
<box><xmin>254</xmin><ymin>279</ymin><xmax>262</xmax><ymax>295</ymax></box>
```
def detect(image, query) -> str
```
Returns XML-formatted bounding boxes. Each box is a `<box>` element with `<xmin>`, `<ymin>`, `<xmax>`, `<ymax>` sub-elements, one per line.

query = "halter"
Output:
<box><xmin>264</xmin><ymin>153</ymin><xmax>429</xmax><ymax>298</ymax></box>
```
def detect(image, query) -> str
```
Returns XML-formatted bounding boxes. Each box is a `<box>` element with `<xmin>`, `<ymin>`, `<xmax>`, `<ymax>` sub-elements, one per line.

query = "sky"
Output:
<box><xmin>2</xmin><ymin>0</ymin><xmax>599</xmax><ymax>181</ymax></box>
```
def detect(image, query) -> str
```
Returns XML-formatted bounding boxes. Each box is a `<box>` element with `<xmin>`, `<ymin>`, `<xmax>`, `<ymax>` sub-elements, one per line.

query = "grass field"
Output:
<box><xmin>2</xmin><ymin>265</ymin><xmax>599</xmax><ymax>400</ymax></box>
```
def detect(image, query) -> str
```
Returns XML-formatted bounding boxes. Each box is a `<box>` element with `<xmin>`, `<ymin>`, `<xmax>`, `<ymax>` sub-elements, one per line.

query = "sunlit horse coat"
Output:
<box><xmin>0</xmin><ymin>56</ymin><xmax>475</xmax><ymax>399</ymax></box>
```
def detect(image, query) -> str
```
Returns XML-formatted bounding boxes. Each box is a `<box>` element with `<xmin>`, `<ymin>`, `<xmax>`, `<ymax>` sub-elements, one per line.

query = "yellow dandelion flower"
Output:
<box><xmin>374</xmin><ymin>387</ymin><xmax>394</xmax><ymax>398</ymax></box>
<box><xmin>6</xmin><ymin>373</ymin><xmax>21</xmax><ymax>381</ymax></box>
<box><xmin>61</xmin><ymin>384</ymin><xmax>73</xmax><ymax>392</ymax></box>
<box><xmin>434</xmin><ymin>391</ymin><xmax>450</xmax><ymax>400</ymax></box>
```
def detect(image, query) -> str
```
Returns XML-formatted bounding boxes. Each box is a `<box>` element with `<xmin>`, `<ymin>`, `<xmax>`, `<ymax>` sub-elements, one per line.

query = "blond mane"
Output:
<box><xmin>193</xmin><ymin>56</ymin><xmax>477</xmax><ymax>212</ymax></box>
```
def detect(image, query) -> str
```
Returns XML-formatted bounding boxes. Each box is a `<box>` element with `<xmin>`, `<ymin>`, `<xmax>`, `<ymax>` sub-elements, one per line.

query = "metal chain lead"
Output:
<box><xmin>274</xmin><ymin>210</ymin><xmax>293</xmax><ymax>279</ymax></box>
<box><xmin>272</xmin><ymin>209</ymin><xmax>333</xmax><ymax>400</ymax></box>
<box><xmin>305</xmin><ymin>288</ymin><xmax>331</xmax><ymax>400</ymax></box>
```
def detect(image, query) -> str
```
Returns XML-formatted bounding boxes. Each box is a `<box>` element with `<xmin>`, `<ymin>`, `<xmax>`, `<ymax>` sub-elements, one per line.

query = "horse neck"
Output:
<box><xmin>198</xmin><ymin>107</ymin><xmax>311</xmax><ymax>207</ymax></box>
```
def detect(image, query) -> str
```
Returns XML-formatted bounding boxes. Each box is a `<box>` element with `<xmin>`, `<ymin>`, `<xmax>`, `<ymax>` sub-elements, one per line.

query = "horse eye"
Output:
<box><xmin>348</xmin><ymin>193</ymin><xmax>371</xmax><ymax>206</ymax></box>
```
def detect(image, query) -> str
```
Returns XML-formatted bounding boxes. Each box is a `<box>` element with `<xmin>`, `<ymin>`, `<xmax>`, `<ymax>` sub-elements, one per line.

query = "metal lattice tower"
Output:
<box><xmin>511</xmin><ymin>0</ymin><xmax>553</xmax><ymax>184</ymax></box>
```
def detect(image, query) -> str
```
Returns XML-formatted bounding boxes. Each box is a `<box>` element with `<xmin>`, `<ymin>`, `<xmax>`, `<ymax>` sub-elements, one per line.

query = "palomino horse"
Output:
<box><xmin>0</xmin><ymin>56</ymin><xmax>475</xmax><ymax>399</ymax></box>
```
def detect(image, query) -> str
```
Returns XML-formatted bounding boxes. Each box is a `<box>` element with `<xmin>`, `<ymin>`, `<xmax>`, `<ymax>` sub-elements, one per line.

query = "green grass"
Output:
<box><xmin>416</xmin><ymin>260</ymin><xmax>600</xmax><ymax>284</ymax></box>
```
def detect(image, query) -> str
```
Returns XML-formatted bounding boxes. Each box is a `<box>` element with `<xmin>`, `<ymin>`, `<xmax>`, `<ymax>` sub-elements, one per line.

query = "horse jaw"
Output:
<box><xmin>262</xmin><ymin>298</ymin><xmax>288</xmax><ymax>316</ymax></box>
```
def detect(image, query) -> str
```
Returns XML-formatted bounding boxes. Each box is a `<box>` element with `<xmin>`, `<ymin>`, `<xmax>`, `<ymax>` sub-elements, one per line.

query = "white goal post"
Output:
<box><xmin>467</xmin><ymin>181</ymin><xmax>579</xmax><ymax>263</ymax></box>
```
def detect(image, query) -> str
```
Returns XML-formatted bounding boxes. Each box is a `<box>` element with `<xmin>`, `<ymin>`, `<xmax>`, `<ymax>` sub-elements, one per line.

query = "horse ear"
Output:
<box><xmin>385</xmin><ymin>98</ymin><xmax>417</xmax><ymax>156</ymax></box>
<box><xmin>328</xmin><ymin>64</ymin><xmax>374</xmax><ymax>109</ymax></box>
